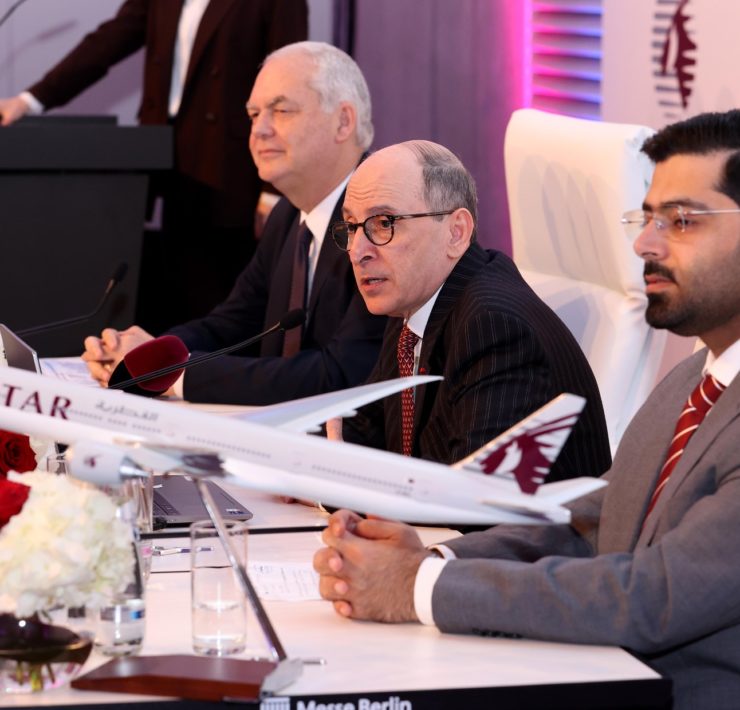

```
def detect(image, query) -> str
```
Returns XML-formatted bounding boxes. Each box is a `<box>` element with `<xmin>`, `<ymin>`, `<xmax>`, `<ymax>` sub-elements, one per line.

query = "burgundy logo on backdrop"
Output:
<box><xmin>653</xmin><ymin>0</ymin><xmax>697</xmax><ymax>119</ymax></box>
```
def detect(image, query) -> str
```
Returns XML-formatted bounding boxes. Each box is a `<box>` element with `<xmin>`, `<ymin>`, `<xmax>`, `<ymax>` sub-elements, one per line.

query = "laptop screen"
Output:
<box><xmin>0</xmin><ymin>323</ymin><xmax>41</xmax><ymax>373</ymax></box>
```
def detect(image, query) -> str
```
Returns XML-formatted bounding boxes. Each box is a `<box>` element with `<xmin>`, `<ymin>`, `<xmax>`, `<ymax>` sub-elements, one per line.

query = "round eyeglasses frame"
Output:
<box><xmin>331</xmin><ymin>210</ymin><xmax>455</xmax><ymax>251</ymax></box>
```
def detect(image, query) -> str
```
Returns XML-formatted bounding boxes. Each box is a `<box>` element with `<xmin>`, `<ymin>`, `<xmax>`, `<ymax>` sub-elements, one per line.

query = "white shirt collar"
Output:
<box><xmin>300</xmin><ymin>173</ymin><xmax>352</xmax><ymax>250</ymax></box>
<box><xmin>406</xmin><ymin>286</ymin><xmax>444</xmax><ymax>340</ymax></box>
<box><xmin>703</xmin><ymin>337</ymin><xmax>740</xmax><ymax>387</ymax></box>
<box><xmin>298</xmin><ymin>173</ymin><xmax>352</xmax><ymax>298</ymax></box>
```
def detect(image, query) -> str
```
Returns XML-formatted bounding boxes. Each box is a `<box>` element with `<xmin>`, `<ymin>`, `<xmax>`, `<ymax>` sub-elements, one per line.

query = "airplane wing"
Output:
<box><xmin>452</xmin><ymin>393</ymin><xmax>586</xmax><ymax>494</ymax></box>
<box><xmin>231</xmin><ymin>375</ymin><xmax>442</xmax><ymax>433</ymax></box>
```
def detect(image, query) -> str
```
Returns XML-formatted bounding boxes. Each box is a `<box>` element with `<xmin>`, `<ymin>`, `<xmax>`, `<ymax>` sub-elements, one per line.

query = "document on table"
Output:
<box><xmin>249</xmin><ymin>561</ymin><xmax>321</xmax><ymax>601</ymax></box>
<box><xmin>152</xmin><ymin>550</ymin><xmax>320</xmax><ymax>601</ymax></box>
<box><xmin>41</xmin><ymin>357</ymin><xmax>97</xmax><ymax>385</ymax></box>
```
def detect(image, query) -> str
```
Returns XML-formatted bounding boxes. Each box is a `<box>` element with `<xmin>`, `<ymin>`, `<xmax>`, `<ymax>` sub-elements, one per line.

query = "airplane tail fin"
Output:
<box><xmin>452</xmin><ymin>394</ymin><xmax>586</xmax><ymax>495</ymax></box>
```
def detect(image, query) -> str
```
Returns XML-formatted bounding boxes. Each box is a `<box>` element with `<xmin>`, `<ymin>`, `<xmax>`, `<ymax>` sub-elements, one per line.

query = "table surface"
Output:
<box><xmin>4</xmin><ymin>527</ymin><xmax>669</xmax><ymax>709</ymax></box>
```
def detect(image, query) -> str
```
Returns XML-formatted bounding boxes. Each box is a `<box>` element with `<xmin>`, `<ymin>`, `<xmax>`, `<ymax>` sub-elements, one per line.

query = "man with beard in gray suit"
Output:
<box><xmin>314</xmin><ymin>109</ymin><xmax>740</xmax><ymax>710</ymax></box>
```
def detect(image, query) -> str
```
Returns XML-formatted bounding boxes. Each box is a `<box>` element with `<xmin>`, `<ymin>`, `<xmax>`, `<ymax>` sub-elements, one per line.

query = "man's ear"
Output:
<box><xmin>446</xmin><ymin>208</ymin><xmax>474</xmax><ymax>257</ymax></box>
<box><xmin>335</xmin><ymin>102</ymin><xmax>357</xmax><ymax>143</ymax></box>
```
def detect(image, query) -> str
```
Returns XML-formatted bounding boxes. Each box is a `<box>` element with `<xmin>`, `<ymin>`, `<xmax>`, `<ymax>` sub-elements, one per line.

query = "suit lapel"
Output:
<box><xmin>640</xmin><ymin>360</ymin><xmax>740</xmax><ymax>542</ymax></box>
<box><xmin>413</xmin><ymin>245</ymin><xmax>488</xmax><ymax>434</ymax></box>
<box><xmin>156</xmin><ymin>0</ymin><xmax>184</xmax><ymax>80</ymax></box>
<box><xmin>307</xmin><ymin>197</ymin><xmax>346</xmax><ymax>315</ymax></box>
<box><xmin>184</xmin><ymin>0</ymin><xmax>237</xmax><ymax>88</ymax></box>
<box><xmin>261</xmin><ymin>212</ymin><xmax>301</xmax><ymax>356</ymax></box>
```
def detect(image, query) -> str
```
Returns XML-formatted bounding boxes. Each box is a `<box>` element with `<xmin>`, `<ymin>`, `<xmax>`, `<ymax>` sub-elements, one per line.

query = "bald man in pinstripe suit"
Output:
<box><xmin>330</xmin><ymin>140</ymin><xmax>611</xmax><ymax>482</ymax></box>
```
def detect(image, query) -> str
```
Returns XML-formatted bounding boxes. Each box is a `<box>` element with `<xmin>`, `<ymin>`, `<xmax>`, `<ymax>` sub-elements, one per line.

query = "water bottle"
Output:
<box><xmin>94</xmin><ymin>487</ymin><xmax>147</xmax><ymax>656</ymax></box>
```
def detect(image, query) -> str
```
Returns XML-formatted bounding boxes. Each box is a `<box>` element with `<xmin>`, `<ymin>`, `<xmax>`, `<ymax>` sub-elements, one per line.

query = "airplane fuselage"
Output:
<box><xmin>0</xmin><ymin>368</ymin><xmax>589</xmax><ymax>525</ymax></box>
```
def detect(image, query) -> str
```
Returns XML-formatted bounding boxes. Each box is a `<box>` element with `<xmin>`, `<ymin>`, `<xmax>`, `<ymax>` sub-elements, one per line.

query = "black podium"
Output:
<box><xmin>0</xmin><ymin>116</ymin><xmax>172</xmax><ymax>356</ymax></box>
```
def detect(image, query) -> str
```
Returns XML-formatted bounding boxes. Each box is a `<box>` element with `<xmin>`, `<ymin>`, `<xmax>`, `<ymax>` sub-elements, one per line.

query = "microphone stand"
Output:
<box><xmin>108</xmin><ymin>308</ymin><xmax>304</xmax><ymax>392</ymax></box>
<box><xmin>195</xmin><ymin>479</ymin><xmax>303</xmax><ymax>695</ymax></box>
<box><xmin>17</xmin><ymin>262</ymin><xmax>128</xmax><ymax>337</ymax></box>
<box><xmin>108</xmin><ymin>321</ymin><xmax>281</xmax><ymax>391</ymax></box>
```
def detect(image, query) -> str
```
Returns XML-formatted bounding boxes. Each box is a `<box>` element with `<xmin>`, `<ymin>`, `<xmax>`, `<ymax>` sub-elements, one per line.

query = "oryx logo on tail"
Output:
<box><xmin>454</xmin><ymin>394</ymin><xmax>586</xmax><ymax>495</ymax></box>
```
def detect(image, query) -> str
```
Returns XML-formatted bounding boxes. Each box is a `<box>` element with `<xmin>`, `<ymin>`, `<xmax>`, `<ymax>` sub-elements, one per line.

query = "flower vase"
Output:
<box><xmin>0</xmin><ymin>613</ymin><xmax>92</xmax><ymax>693</ymax></box>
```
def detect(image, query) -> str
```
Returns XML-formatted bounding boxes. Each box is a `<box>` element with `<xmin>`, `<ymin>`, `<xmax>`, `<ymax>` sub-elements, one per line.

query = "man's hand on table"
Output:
<box><xmin>313</xmin><ymin>509</ymin><xmax>431</xmax><ymax>623</ymax></box>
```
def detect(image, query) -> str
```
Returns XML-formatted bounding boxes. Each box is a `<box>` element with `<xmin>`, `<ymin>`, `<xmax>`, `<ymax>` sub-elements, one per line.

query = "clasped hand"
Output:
<box><xmin>313</xmin><ymin>509</ymin><xmax>431</xmax><ymax>623</ymax></box>
<box><xmin>81</xmin><ymin>326</ymin><xmax>154</xmax><ymax>386</ymax></box>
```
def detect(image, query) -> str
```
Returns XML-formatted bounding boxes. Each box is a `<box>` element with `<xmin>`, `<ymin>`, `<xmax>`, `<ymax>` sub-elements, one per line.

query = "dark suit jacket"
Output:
<box><xmin>166</xmin><ymin>196</ymin><xmax>387</xmax><ymax>405</ymax></box>
<box><xmin>344</xmin><ymin>243</ymin><xmax>611</xmax><ymax>481</ymax></box>
<box><xmin>28</xmin><ymin>0</ymin><xmax>307</xmax><ymax>226</ymax></box>
<box><xmin>437</xmin><ymin>350</ymin><xmax>740</xmax><ymax>709</ymax></box>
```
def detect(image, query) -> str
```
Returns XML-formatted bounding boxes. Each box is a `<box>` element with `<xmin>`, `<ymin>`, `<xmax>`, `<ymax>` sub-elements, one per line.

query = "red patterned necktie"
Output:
<box><xmin>282</xmin><ymin>223</ymin><xmax>313</xmax><ymax>357</ymax></box>
<box><xmin>397</xmin><ymin>325</ymin><xmax>419</xmax><ymax>457</ymax></box>
<box><xmin>644</xmin><ymin>373</ymin><xmax>726</xmax><ymax>519</ymax></box>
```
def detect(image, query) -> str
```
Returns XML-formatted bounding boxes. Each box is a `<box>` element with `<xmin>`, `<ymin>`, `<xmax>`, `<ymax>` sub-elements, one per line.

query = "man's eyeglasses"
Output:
<box><xmin>621</xmin><ymin>205</ymin><xmax>740</xmax><ymax>240</ymax></box>
<box><xmin>331</xmin><ymin>210</ymin><xmax>455</xmax><ymax>251</ymax></box>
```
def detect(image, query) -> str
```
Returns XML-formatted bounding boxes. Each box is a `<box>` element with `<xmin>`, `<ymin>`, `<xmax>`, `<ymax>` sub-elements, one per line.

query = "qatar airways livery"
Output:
<box><xmin>0</xmin><ymin>366</ymin><xmax>605</xmax><ymax>525</ymax></box>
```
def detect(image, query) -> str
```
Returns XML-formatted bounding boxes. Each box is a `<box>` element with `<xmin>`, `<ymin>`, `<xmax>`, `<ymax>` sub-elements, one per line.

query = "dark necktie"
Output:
<box><xmin>282</xmin><ymin>223</ymin><xmax>313</xmax><ymax>357</ymax></box>
<box><xmin>644</xmin><ymin>373</ymin><xmax>726</xmax><ymax>520</ymax></box>
<box><xmin>397</xmin><ymin>325</ymin><xmax>419</xmax><ymax>457</ymax></box>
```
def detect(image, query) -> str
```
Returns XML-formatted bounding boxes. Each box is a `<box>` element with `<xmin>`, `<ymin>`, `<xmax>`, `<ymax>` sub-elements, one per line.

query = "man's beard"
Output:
<box><xmin>645</xmin><ymin>292</ymin><xmax>698</xmax><ymax>335</ymax></box>
<box><xmin>645</xmin><ymin>282</ymin><xmax>737</xmax><ymax>336</ymax></box>
<box><xmin>642</xmin><ymin>261</ymin><xmax>698</xmax><ymax>335</ymax></box>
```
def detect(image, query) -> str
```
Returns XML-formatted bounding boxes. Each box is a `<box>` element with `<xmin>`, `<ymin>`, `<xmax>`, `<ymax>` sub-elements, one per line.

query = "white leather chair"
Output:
<box><xmin>504</xmin><ymin>108</ymin><xmax>665</xmax><ymax>453</ymax></box>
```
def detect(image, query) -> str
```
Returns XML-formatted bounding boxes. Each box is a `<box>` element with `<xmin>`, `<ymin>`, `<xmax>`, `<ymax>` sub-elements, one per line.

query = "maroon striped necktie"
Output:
<box><xmin>644</xmin><ymin>373</ymin><xmax>726</xmax><ymax>519</ymax></box>
<box><xmin>397</xmin><ymin>325</ymin><xmax>419</xmax><ymax>457</ymax></box>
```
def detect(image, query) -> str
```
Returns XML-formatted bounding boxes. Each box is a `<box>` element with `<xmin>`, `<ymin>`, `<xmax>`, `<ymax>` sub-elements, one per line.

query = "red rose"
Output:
<box><xmin>0</xmin><ymin>430</ymin><xmax>37</xmax><ymax>476</ymax></box>
<box><xmin>0</xmin><ymin>477</ymin><xmax>31</xmax><ymax>530</ymax></box>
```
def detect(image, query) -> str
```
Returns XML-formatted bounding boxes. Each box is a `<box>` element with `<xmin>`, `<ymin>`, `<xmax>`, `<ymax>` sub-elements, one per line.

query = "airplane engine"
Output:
<box><xmin>65</xmin><ymin>440</ymin><xmax>149</xmax><ymax>487</ymax></box>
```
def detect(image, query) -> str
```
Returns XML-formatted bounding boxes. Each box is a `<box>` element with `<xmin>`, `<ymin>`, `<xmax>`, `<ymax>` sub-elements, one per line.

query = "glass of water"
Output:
<box><xmin>190</xmin><ymin>519</ymin><xmax>248</xmax><ymax>656</ymax></box>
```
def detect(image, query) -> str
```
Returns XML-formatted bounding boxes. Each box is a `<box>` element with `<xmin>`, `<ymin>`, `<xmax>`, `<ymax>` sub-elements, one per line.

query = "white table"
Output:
<box><xmin>5</xmin><ymin>529</ymin><xmax>670</xmax><ymax>709</ymax></box>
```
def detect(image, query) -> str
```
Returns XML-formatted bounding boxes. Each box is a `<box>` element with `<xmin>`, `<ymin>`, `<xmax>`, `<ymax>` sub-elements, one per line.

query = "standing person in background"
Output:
<box><xmin>0</xmin><ymin>0</ymin><xmax>308</xmax><ymax>330</ymax></box>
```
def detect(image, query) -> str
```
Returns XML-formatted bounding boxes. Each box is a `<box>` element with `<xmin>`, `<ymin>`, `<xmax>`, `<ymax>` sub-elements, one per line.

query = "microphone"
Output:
<box><xmin>108</xmin><ymin>308</ymin><xmax>306</xmax><ymax>397</ymax></box>
<box><xmin>18</xmin><ymin>262</ymin><xmax>128</xmax><ymax>337</ymax></box>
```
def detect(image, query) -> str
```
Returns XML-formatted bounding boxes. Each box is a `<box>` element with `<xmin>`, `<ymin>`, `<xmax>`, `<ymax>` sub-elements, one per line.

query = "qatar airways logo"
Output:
<box><xmin>653</xmin><ymin>0</ymin><xmax>697</xmax><ymax>120</ymax></box>
<box><xmin>479</xmin><ymin>414</ymin><xmax>577</xmax><ymax>494</ymax></box>
<box><xmin>0</xmin><ymin>382</ymin><xmax>71</xmax><ymax>418</ymax></box>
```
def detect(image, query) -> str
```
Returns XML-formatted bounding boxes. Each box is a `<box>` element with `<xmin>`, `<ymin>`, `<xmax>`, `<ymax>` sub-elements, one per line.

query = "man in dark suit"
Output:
<box><xmin>329</xmin><ymin>140</ymin><xmax>611</xmax><ymax>481</ymax></box>
<box><xmin>81</xmin><ymin>41</ymin><xmax>386</xmax><ymax>405</ymax></box>
<box><xmin>0</xmin><ymin>0</ymin><xmax>308</xmax><ymax>327</ymax></box>
<box><xmin>315</xmin><ymin>111</ymin><xmax>740</xmax><ymax>709</ymax></box>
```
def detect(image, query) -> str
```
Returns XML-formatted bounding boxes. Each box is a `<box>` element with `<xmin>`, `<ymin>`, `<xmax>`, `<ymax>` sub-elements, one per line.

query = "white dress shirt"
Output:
<box><xmin>300</xmin><ymin>173</ymin><xmax>352</xmax><ymax>302</ymax></box>
<box><xmin>168</xmin><ymin>0</ymin><xmax>210</xmax><ymax>116</ymax></box>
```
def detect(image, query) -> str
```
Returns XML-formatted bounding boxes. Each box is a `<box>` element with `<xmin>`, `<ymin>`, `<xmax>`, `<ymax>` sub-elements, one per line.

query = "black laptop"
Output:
<box><xmin>153</xmin><ymin>475</ymin><xmax>252</xmax><ymax>527</ymax></box>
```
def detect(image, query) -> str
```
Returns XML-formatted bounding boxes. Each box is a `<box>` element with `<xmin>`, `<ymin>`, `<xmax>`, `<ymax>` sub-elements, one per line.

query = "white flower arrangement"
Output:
<box><xmin>0</xmin><ymin>471</ymin><xmax>133</xmax><ymax>618</ymax></box>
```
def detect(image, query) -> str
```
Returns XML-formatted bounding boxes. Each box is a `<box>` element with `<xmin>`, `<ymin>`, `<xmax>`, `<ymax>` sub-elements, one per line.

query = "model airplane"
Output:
<box><xmin>0</xmin><ymin>366</ymin><xmax>606</xmax><ymax>524</ymax></box>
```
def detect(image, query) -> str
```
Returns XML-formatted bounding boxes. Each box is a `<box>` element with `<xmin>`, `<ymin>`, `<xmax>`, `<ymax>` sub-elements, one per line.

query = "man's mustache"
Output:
<box><xmin>644</xmin><ymin>261</ymin><xmax>676</xmax><ymax>283</ymax></box>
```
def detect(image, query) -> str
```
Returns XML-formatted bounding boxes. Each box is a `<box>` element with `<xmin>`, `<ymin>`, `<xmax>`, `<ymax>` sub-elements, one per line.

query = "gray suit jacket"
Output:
<box><xmin>435</xmin><ymin>349</ymin><xmax>740</xmax><ymax>709</ymax></box>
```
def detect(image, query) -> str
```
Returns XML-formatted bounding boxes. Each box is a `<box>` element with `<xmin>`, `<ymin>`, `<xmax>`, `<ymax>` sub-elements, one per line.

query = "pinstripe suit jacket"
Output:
<box><xmin>435</xmin><ymin>349</ymin><xmax>740</xmax><ymax>709</ymax></box>
<box><xmin>343</xmin><ymin>243</ymin><xmax>611</xmax><ymax>481</ymax></box>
